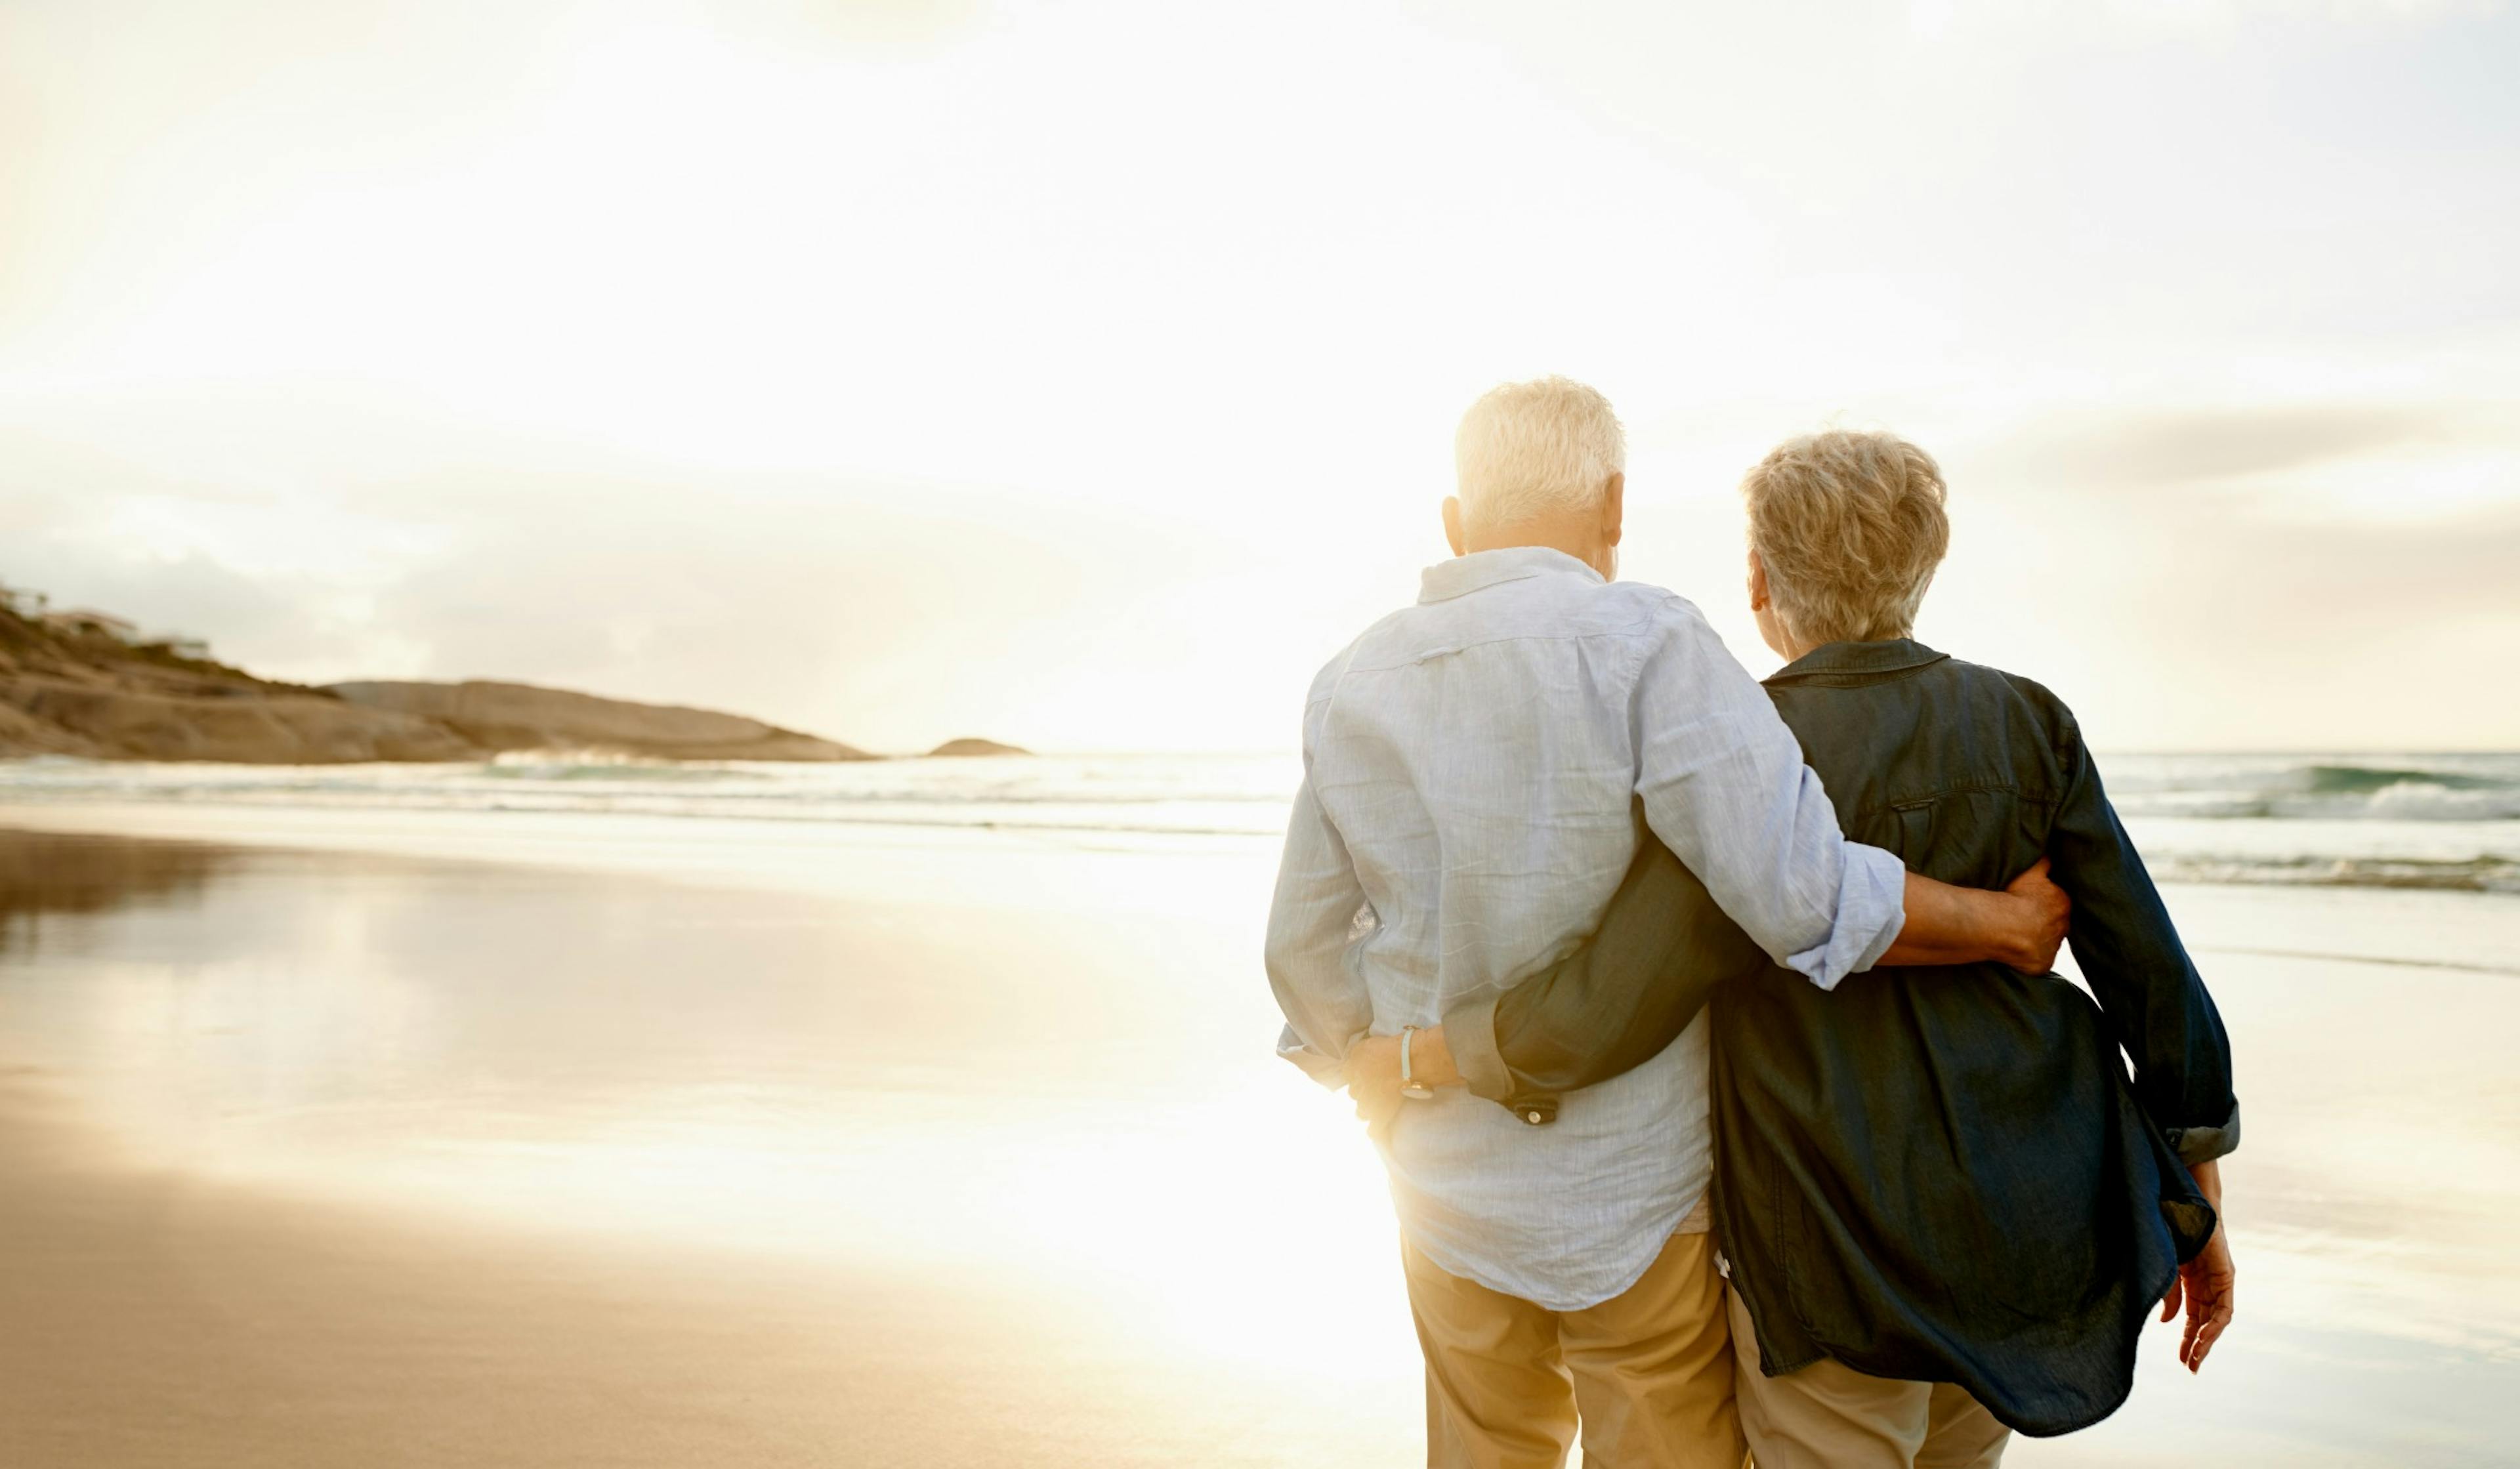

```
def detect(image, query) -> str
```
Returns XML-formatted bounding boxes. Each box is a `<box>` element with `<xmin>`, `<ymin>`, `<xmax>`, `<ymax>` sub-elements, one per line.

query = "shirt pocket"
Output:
<box><xmin>1860</xmin><ymin>785</ymin><xmax>2046</xmax><ymax>892</ymax></box>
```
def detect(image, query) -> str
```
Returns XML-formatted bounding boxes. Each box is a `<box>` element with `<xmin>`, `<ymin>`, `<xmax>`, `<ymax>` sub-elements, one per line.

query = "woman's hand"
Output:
<box><xmin>1341</xmin><ymin>1029</ymin><xmax>1465</xmax><ymax>1140</ymax></box>
<box><xmin>2161</xmin><ymin>1159</ymin><xmax>2236</xmax><ymax>1371</ymax></box>
<box><xmin>1343</xmin><ymin>1034</ymin><xmax>1406</xmax><ymax>1134</ymax></box>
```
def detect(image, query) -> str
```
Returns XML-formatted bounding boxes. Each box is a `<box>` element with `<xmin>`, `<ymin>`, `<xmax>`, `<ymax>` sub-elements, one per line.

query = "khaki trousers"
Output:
<box><xmin>1400</xmin><ymin>1230</ymin><xmax>1746</xmax><ymax>1469</ymax></box>
<box><xmin>1725</xmin><ymin>1289</ymin><xmax>2010</xmax><ymax>1469</ymax></box>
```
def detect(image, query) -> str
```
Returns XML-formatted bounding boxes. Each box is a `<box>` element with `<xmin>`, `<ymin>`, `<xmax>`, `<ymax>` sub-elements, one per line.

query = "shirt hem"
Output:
<box><xmin>1396</xmin><ymin>1190</ymin><xmax>1704</xmax><ymax>1313</ymax></box>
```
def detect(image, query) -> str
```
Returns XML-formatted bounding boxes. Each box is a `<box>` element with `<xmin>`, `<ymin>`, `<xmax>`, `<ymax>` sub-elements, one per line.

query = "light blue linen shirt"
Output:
<box><xmin>1265</xmin><ymin>547</ymin><xmax>1907</xmax><ymax>1310</ymax></box>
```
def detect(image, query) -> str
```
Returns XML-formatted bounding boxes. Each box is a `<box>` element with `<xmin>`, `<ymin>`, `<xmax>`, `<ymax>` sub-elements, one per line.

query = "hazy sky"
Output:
<box><xmin>2</xmin><ymin>0</ymin><xmax>2514</xmax><ymax>753</ymax></box>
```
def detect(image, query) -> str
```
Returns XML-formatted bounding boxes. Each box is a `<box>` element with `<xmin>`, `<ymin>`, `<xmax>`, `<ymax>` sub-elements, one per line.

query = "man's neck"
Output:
<box><xmin>1460</xmin><ymin>516</ymin><xmax>1606</xmax><ymax>577</ymax></box>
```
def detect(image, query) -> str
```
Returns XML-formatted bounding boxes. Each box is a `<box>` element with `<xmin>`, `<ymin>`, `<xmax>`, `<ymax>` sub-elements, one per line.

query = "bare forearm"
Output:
<box><xmin>1879</xmin><ymin>867</ymin><xmax>2068</xmax><ymax>974</ymax></box>
<box><xmin>2187</xmin><ymin>1157</ymin><xmax>2223</xmax><ymax>1210</ymax></box>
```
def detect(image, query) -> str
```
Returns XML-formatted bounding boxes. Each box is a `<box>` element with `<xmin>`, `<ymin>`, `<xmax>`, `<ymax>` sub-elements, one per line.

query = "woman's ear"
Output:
<box><xmin>1601</xmin><ymin>472</ymin><xmax>1625</xmax><ymax>548</ymax></box>
<box><xmin>1747</xmin><ymin>548</ymin><xmax>1770</xmax><ymax>611</ymax></box>
<box><xmin>1442</xmin><ymin>496</ymin><xmax>1467</xmax><ymax>557</ymax></box>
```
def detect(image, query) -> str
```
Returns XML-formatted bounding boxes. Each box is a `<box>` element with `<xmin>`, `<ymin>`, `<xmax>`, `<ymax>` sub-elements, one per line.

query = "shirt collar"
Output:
<box><xmin>1419</xmin><ymin>546</ymin><xmax>1603</xmax><ymax>604</ymax></box>
<box><xmin>1767</xmin><ymin>637</ymin><xmax>1951</xmax><ymax>685</ymax></box>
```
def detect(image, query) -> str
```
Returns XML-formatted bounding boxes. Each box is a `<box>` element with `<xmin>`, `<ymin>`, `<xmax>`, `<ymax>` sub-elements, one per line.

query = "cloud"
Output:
<box><xmin>1908</xmin><ymin>426</ymin><xmax>2520</xmax><ymax>749</ymax></box>
<box><xmin>1948</xmin><ymin>403</ymin><xmax>2473</xmax><ymax>493</ymax></box>
<box><xmin>0</xmin><ymin>0</ymin><xmax>2512</xmax><ymax>751</ymax></box>
<box><xmin>698</xmin><ymin>0</ymin><xmax>989</xmax><ymax>48</ymax></box>
<box><xmin>1915</xmin><ymin>0</ymin><xmax>2506</xmax><ymax>39</ymax></box>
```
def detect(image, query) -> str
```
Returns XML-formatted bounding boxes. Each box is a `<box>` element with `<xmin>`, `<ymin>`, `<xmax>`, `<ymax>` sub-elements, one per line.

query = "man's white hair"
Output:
<box><xmin>1453</xmin><ymin>376</ymin><xmax>1626</xmax><ymax>529</ymax></box>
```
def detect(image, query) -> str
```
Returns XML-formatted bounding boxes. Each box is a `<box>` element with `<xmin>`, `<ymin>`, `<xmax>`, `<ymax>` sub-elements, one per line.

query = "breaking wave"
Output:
<box><xmin>0</xmin><ymin>751</ymin><xmax>2513</xmax><ymax>893</ymax></box>
<box><xmin>2145</xmin><ymin>853</ymin><xmax>2520</xmax><ymax>896</ymax></box>
<box><xmin>2105</xmin><ymin>756</ymin><xmax>2520</xmax><ymax>823</ymax></box>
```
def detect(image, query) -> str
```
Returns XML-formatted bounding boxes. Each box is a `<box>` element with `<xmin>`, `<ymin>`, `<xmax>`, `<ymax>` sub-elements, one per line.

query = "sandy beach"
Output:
<box><xmin>0</xmin><ymin>799</ymin><xmax>2515</xmax><ymax>1466</ymax></box>
<box><xmin>0</xmin><ymin>1081</ymin><xmax>1043</xmax><ymax>1469</ymax></box>
<box><xmin>0</xmin><ymin>814</ymin><xmax>1425</xmax><ymax>1467</ymax></box>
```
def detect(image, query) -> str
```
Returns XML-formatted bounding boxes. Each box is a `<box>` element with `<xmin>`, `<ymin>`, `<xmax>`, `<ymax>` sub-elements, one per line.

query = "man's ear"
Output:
<box><xmin>1748</xmin><ymin>548</ymin><xmax>1769</xmax><ymax>611</ymax></box>
<box><xmin>1442</xmin><ymin>496</ymin><xmax>1467</xmax><ymax>557</ymax></box>
<box><xmin>1601</xmin><ymin>472</ymin><xmax>1625</xmax><ymax>547</ymax></box>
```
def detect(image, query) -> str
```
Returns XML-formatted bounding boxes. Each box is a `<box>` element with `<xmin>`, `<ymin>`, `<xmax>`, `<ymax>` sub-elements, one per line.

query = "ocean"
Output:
<box><xmin>1</xmin><ymin>749</ymin><xmax>2515</xmax><ymax>893</ymax></box>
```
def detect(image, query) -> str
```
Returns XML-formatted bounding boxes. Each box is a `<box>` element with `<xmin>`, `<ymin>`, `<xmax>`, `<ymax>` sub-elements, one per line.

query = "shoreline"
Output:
<box><xmin>1</xmin><ymin>747</ymin><xmax>2514</xmax><ymax>900</ymax></box>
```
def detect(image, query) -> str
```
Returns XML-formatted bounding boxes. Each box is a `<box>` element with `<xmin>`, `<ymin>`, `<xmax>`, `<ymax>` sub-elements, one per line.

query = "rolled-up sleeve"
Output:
<box><xmin>1264</xmin><ymin>766</ymin><xmax>1375</xmax><ymax>1087</ymax></box>
<box><xmin>1629</xmin><ymin>601</ymin><xmax>1905</xmax><ymax>991</ymax></box>
<box><xmin>2048</xmin><ymin>712</ymin><xmax>2240</xmax><ymax>1162</ymax></box>
<box><xmin>2166</xmin><ymin>1102</ymin><xmax>2242</xmax><ymax>1166</ymax></box>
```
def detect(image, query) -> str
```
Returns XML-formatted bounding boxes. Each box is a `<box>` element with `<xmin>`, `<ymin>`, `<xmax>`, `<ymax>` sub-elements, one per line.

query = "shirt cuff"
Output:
<box><xmin>1782</xmin><ymin>840</ymin><xmax>1907</xmax><ymax>991</ymax></box>
<box><xmin>1275</xmin><ymin>1024</ymin><xmax>1347</xmax><ymax>1090</ymax></box>
<box><xmin>1440</xmin><ymin>991</ymin><xmax>1515</xmax><ymax>1102</ymax></box>
<box><xmin>1440</xmin><ymin>993</ymin><xmax>1561</xmax><ymax>1126</ymax></box>
<box><xmin>2167</xmin><ymin>1100</ymin><xmax>2242</xmax><ymax>1165</ymax></box>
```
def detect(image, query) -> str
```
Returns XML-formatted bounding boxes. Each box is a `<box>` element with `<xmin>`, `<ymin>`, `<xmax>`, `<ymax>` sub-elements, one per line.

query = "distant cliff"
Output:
<box><xmin>0</xmin><ymin>603</ymin><xmax>880</xmax><ymax>764</ymax></box>
<box><xmin>331</xmin><ymin>682</ymin><xmax>874</xmax><ymax>762</ymax></box>
<box><xmin>0</xmin><ymin>606</ymin><xmax>473</xmax><ymax>763</ymax></box>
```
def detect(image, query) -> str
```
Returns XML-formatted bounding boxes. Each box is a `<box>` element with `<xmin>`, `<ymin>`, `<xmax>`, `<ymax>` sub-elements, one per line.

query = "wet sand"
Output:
<box><xmin>0</xmin><ymin>808</ymin><xmax>2513</xmax><ymax>1466</ymax></box>
<box><xmin>0</xmin><ymin>1080</ymin><xmax>1008</xmax><ymax>1469</ymax></box>
<box><xmin>0</xmin><ymin>821</ymin><xmax>1423</xmax><ymax>1468</ymax></box>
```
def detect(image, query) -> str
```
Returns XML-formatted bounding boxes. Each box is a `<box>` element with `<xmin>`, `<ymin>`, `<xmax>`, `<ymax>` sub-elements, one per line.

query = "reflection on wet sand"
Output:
<box><xmin>0</xmin><ymin>823</ymin><xmax>1418</xmax><ymax>1468</ymax></box>
<box><xmin>0</xmin><ymin>830</ymin><xmax>232</xmax><ymax>950</ymax></box>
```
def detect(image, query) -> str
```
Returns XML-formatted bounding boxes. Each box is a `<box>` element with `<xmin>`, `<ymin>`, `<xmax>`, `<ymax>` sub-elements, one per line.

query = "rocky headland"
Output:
<box><xmin>331</xmin><ymin>682</ymin><xmax>873</xmax><ymax>762</ymax></box>
<box><xmin>0</xmin><ymin>601</ymin><xmax>915</xmax><ymax>764</ymax></box>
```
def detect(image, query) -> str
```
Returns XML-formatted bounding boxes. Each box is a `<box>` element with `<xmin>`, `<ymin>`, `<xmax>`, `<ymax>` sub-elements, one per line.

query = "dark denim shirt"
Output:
<box><xmin>1456</xmin><ymin>639</ymin><xmax>2238</xmax><ymax>1436</ymax></box>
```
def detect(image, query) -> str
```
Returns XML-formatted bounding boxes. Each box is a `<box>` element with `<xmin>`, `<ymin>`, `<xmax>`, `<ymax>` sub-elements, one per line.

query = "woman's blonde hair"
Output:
<box><xmin>1742</xmin><ymin>430</ymin><xmax>1950</xmax><ymax>646</ymax></box>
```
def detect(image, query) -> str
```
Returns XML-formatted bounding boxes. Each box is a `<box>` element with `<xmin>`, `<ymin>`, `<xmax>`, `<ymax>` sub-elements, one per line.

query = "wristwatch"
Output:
<box><xmin>1400</xmin><ymin>1025</ymin><xmax>1436</xmax><ymax>1100</ymax></box>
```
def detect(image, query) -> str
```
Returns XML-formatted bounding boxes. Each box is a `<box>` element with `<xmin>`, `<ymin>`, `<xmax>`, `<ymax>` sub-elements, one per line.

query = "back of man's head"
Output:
<box><xmin>1453</xmin><ymin>377</ymin><xmax>1627</xmax><ymax>531</ymax></box>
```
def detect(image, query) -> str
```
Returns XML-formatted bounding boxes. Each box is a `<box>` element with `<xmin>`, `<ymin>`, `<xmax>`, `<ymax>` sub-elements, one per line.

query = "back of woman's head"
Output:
<box><xmin>1742</xmin><ymin>430</ymin><xmax>1950</xmax><ymax>647</ymax></box>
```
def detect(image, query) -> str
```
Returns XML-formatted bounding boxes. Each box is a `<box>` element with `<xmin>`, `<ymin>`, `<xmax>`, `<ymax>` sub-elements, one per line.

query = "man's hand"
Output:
<box><xmin>2161</xmin><ymin>1159</ymin><xmax>2235</xmax><ymax>1371</ymax></box>
<box><xmin>1880</xmin><ymin>859</ymin><xmax>2070</xmax><ymax>974</ymax></box>
<box><xmin>1998</xmin><ymin>858</ymin><xmax>2071</xmax><ymax>975</ymax></box>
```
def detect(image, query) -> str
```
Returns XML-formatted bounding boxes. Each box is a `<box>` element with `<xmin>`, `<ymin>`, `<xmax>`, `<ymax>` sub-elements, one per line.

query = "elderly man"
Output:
<box><xmin>1265</xmin><ymin>379</ymin><xmax>2070</xmax><ymax>1468</ymax></box>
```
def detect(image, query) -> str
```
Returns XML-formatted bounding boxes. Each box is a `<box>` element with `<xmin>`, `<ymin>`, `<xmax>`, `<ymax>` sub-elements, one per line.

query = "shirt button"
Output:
<box><xmin>1525</xmin><ymin>1110</ymin><xmax>1545</xmax><ymax>1125</ymax></box>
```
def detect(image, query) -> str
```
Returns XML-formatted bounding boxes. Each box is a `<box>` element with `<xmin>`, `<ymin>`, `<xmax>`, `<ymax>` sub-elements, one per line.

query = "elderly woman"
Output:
<box><xmin>1369</xmin><ymin>430</ymin><xmax>2239</xmax><ymax>1466</ymax></box>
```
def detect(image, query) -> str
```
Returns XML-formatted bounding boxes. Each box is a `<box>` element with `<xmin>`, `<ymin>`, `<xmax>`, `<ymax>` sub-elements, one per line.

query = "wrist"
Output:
<box><xmin>1983</xmin><ymin>889</ymin><xmax>2038</xmax><ymax>970</ymax></box>
<box><xmin>2187</xmin><ymin>1157</ymin><xmax>2223</xmax><ymax>1210</ymax></box>
<box><xmin>1412</xmin><ymin>1026</ymin><xmax>1463</xmax><ymax>1088</ymax></box>
<box><xmin>1343</xmin><ymin>1034</ymin><xmax>1400</xmax><ymax>1087</ymax></box>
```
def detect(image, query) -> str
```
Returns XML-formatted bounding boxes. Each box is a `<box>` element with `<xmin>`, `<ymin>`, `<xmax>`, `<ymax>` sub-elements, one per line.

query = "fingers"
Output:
<box><xmin>2188</xmin><ymin>1275</ymin><xmax>2235</xmax><ymax>1372</ymax></box>
<box><xmin>2001</xmin><ymin>858</ymin><xmax>2070</xmax><ymax>972</ymax></box>
<box><xmin>2160</xmin><ymin>1273</ymin><xmax>2182</xmax><ymax>1324</ymax></box>
<box><xmin>2179</xmin><ymin>1279</ymin><xmax>2235</xmax><ymax>1372</ymax></box>
<box><xmin>1348</xmin><ymin>1079</ymin><xmax>1403</xmax><ymax>1142</ymax></box>
<box><xmin>2187</xmin><ymin>1310</ymin><xmax>2225</xmax><ymax>1370</ymax></box>
<box><xmin>2202</xmin><ymin>1298</ymin><xmax>2233</xmax><ymax>1365</ymax></box>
